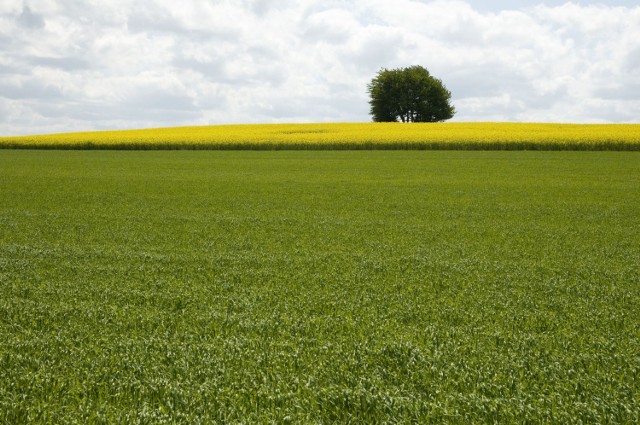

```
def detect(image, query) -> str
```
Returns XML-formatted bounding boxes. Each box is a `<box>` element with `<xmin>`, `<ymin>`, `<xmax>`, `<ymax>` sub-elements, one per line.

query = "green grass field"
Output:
<box><xmin>1</xmin><ymin>150</ymin><xmax>639</xmax><ymax>423</ymax></box>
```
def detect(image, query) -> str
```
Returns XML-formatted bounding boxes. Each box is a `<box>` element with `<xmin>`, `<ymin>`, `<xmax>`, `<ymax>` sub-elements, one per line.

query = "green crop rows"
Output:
<box><xmin>0</xmin><ymin>150</ymin><xmax>638</xmax><ymax>423</ymax></box>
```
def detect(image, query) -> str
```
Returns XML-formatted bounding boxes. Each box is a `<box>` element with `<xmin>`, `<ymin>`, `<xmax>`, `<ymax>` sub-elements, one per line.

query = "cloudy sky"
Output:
<box><xmin>1</xmin><ymin>0</ymin><xmax>639</xmax><ymax>135</ymax></box>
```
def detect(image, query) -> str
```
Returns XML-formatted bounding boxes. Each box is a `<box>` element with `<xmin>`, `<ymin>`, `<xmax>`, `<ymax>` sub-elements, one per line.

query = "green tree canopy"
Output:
<box><xmin>367</xmin><ymin>65</ymin><xmax>455</xmax><ymax>123</ymax></box>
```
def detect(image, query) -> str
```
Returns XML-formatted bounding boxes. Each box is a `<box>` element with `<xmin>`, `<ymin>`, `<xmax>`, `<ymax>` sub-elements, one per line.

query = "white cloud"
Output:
<box><xmin>1</xmin><ymin>0</ymin><xmax>639</xmax><ymax>135</ymax></box>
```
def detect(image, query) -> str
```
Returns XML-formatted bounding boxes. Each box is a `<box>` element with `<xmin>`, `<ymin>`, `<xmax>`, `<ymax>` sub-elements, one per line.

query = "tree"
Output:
<box><xmin>367</xmin><ymin>65</ymin><xmax>455</xmax><ymax>122</ymax></box>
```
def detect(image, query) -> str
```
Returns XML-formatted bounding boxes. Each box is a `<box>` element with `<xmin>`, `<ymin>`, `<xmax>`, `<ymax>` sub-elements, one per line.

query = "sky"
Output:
<box><xmin>1</xmin><ymin>1</ymin><xmax>639</xmax><ymax>135</ymax></box>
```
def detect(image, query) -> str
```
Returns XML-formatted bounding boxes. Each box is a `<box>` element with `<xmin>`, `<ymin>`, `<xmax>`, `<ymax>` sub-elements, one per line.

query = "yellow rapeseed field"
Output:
<box><xmin>1</xmin><ymin>122</ymin><xmax>639</xmax><ymax>150</ymax></box>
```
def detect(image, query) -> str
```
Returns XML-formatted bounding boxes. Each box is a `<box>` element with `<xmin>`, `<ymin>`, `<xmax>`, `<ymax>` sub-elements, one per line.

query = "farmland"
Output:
<box><xmin>1</xmin><ymin>122</ymin><xmax>640</xmax><ymax>150</ymax></box>
<box><xmin>0</xmin><ymin>150</ymin><xmax>638</xmax><ymax>423</ymax></box>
